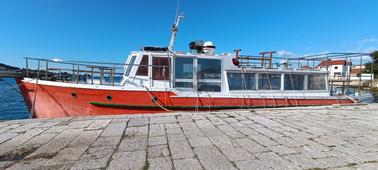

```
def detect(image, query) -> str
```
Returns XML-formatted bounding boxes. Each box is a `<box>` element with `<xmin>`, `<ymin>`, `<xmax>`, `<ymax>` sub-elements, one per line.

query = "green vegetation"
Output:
<box><xmin>363</xmin><ymin>51</ymin><xmax>378</xmax><ymax>78</ymax></box>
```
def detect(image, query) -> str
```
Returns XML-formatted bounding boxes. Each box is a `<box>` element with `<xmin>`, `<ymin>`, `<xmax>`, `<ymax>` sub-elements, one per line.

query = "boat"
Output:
<box><xmin>16</xmin><ymin>14</ymin><xmax>356</xmax><ymax>118</ymax></box>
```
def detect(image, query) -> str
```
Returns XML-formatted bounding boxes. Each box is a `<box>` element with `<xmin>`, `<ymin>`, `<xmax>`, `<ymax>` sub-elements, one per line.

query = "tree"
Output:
<box><xmin>363</xmin><ymin>62</ymin><xmax>378</xmax><ymax>72</ymax></box>
<box><xmin>362</xmin><ymin>51</ymin><xmax>378</xmax><ymax>78</ymax></box>
<box><xmin>371</xmin><ymin>50</ymin><xmax>378</xmax><ymax>64</ymax></box>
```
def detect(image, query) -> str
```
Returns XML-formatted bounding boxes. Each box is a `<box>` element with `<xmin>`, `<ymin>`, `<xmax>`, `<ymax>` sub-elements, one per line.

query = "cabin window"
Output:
<box><xmin>227</xmin><ymin>73</ymin><xmax>256</xmax><ymax>90</ymax></box>
<box><xmin>198</xmin><ymin>82</ymin><xmax>221</xmax><ymax>92</ymax></box>
<box><xmin>258</xmin><ymin>73</ymin><xmax>281</xmax><ymax>90</ymax></box>
<box><xmin>136</xmin><ymin>55</ymin><xmax>149</xmax><ymax>76</ymax></box>
<box><xmin>152</xmin><ymin>57</ymin><xmax>170</xmax><ymax>80</ymax></box>
<box><xmin>125</xmin><ymin>55</ymin><xmax>137</xmax><ymax>76</ymax></box>
<box><xmin>284</xmin><ymin>74</ymin><xmax>304</xmax><ymax>90</ymax></box>
<box><xmin>308</xmin><ymin>74</ymin><xmax>326</xmax><ymax>90</ymax></box>
<box><xmin>175</xmin><ymin>57</ymin><xmax>193</xmax><ymax>79</ymax></box>
<box><xmin>197</xmin><ymin>59</ymin><xmax>221</xmax><ymax>79</ymax></box>
<box><xmin>175</xmin><ymin>82</ymin><xmax>193</xmax><ymax>88</ymax></box>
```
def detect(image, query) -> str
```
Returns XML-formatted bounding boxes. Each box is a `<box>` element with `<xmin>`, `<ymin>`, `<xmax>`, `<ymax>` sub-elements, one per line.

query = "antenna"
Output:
<box><xmin>168</xmin><ymin>0</ymin><xmax>184</xmax><ymax>51</ymax></box>
<box><xmin>174</xmin><ymin>0</ymin><xmax>181</xmax><ymax>23</ymax></box>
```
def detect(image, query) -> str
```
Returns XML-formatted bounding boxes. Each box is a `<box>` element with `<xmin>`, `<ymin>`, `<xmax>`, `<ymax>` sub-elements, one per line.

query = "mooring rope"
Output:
<box><xmin>263</xmin><ymin>68</ymin><xmax>277</xmax><ymax>108</ymax></box>
<box><xmin>287</xmin><ymin>70</ymin><xmax>300</xmax><ymax>107</ymax></box>
<box><xmin>29</xmin><ymin>78</ymin><xmax>38</xmax><ymax>118</ymax></box>
<box><xmin>0</xmin><ymin>78</ymin><xmax>34</xmax><ymax>94</ymax></box>
<box><xmin>144</xmin><ymin>86</ymin><xmax>171</xmax><ymax>111</ymax></box>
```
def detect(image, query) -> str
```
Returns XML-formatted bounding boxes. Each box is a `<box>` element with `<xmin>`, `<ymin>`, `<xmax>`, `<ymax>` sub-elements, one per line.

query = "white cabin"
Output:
<box><xmin>119</xmin><ymin>46</ymin><xmax>330</xmax><ymax>98</ymax></box>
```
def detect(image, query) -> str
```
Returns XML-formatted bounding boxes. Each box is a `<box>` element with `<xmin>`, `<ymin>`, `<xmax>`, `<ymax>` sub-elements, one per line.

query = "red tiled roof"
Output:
<box><xmin>302</xmin><ymin>65</ymin><xmax>312</xmax><ymax>69</ymax></box>
<box><xmin>351</xmin><ymin>68</ymin><xmax>362</xmax><ymax>74</ymax></box>
<box><xmin>316</xmin><ymin>60</ymin><xmax>347</xmax><ymax>68</ymax></box>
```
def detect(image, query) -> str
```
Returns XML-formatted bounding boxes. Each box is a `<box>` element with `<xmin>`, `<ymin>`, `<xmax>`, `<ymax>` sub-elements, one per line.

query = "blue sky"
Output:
<box><xmin>0</xmin><ymin>0</ymin><xmax>377</xmax><ymax>67</ymax></box>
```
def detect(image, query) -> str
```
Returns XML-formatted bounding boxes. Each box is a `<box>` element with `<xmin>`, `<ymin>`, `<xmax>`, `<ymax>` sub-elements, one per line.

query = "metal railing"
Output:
<box><xmin>24</xmin><ymin>57</ymin><xmax>170</xmax><ymax>86</ymax></box>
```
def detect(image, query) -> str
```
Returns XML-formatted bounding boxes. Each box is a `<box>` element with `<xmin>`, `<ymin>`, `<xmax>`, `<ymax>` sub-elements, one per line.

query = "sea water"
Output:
<box><xmin>0</xmin><ymin>78</ymin><xmax>29</xmax><ymax>120</ymax></box>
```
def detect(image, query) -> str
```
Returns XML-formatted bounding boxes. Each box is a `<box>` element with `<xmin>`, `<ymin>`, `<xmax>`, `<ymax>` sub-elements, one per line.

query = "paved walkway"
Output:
<box><xmin>1</xmin><ymin>104</ymin><xmax>378</xmax><ymax>170</ymax></box>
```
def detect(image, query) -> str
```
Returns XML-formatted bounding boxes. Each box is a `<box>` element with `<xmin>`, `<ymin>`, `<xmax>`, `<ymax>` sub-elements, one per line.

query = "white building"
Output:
<box><xmin>316</xmin><ymin>60</ymin><xmax>351</xmax><ymax>79</ymax></box>
<box><xmin>315</xmin><ymin>60</ymin><xmax>374</xmax><ymax>81</ymax></box>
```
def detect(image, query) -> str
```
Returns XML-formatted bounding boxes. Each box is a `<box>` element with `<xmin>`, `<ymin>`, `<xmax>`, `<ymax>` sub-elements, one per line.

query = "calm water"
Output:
<box><xmin>0</xmin><ymin>78</ymin><xmax>29</xmax><ymax>120</ymax></box>
<box><xmin>0</xmin><ymin>78</ymin><xmax>377</xmax><ymax>121</ymax></box>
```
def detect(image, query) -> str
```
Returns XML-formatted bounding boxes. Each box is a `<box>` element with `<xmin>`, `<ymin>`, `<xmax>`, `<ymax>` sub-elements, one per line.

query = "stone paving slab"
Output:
<box><xmin>0</xmin><ymin>104</ymin><xmax>378</xmax><ymax>170</ymax></box>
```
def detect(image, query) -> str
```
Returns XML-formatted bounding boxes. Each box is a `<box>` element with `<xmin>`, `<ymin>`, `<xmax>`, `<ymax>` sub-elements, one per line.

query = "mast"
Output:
<box><xmin>168</xmin><ymin>12</ymin><xmax>184</xmax><ymax>51</ymax></box>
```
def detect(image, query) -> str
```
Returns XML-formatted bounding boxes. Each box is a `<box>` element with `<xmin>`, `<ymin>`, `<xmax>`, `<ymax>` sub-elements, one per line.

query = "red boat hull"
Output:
<box><xmin>16</xmin><ymin>78</ymin><xmax>354</xmax><ymax>118</ymax></box>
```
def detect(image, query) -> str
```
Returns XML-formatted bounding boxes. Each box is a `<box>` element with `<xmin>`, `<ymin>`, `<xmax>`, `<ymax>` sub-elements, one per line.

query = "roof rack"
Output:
<box><xmin>142</xmin><ymin>46</ymin><xmax>168</xmax><ymax>52</ymax></box>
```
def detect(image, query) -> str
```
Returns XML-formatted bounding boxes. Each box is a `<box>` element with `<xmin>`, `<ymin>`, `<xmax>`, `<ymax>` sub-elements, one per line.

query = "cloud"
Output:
<box><xmin>359</xmin><ymin>38</ymin><xmax>378</xmax><ymax>44</ymax></box>
<box><xmin>305</xmin><ymin>46</ymin><xmax>313</xmax><ymax>50</ymax></box>
<box><xmin>277</xmin><ymin>50</ymin><xmax>295</xmax><ymax>57</ymax></box>
<box><xmin>361</xmin><ymin>47</ymin><xmax>378</xmax><ymax>53</ymax></box>
<box><xmin>350</xmin><ymin>37</ymin><xmax>378</xmax><ymax>53</ymax></box>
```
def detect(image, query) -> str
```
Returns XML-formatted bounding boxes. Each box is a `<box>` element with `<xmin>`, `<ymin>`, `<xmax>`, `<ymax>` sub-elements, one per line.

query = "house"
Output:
<box><xmin>349</xmin><ymin>65</ymin><xmax>374</xmax><ymax>81</ymax></box>
<box><xmin>350</xmin><ymin>67</ymin><xmax>362</xmax><ymax>77</ymax></box>
<box><xmin>316</xmin><ymin>60</ymin><xmax>351</xmax><ymax>78</ymax></box>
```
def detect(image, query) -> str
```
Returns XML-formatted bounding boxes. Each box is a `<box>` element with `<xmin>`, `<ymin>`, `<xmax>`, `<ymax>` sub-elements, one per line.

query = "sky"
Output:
<box><xmin>0</xmin><ymin>0</ymin><xmax>377</xmax><ymax>67</ymax></box>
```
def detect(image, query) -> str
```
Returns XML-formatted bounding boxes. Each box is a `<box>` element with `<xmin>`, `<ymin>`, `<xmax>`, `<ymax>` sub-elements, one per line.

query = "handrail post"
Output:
<box><xmin>76</xmin><ymin>65</ymin><xmax>80</xmax><ymax>84</ymax></box>
<box><xmin>91</xmin><ymin>67</ymin><xmax>94</xmax><ymax>84</ymax></box>
<box><xmin>72</xmin><ymin>64</ymin><xmax>75</xmax><ymax>83</ymax></box>
<box><xmin>358</xmin><ymin>55</ymin><xmax>362</xmax><ymax>94</ymax></box>
<box><xmin>45</xmin><ymin>61</ymin><xmax>49</xmax><ymax>80</ymax></box>
<box><xmin>112</xmin><ymin>65</ymin><xmax>116</xmax><ymax>86</ymax></box>
<box><xmin>59</xmin><ymin>69</ymin><xmax>62</xmax><ymax>82</ymax></box>
<box><xmin>25</xmin><ymin>58</ymin><xmax>29</xmax><ymax>78</ymax></box>
<box><xmin>37</xmin><ymin>61</ymin><xmax>40</xmax><ymax>79</ymax></box>
<box><xmin>371</xmin><ymin>61</ymin><xmax>374</xmax><ymax>88</ymax></box>
<box><xmin>100</xmin><ymin>68</ymin><xmax>103</xmax><ymax>85</ymax></box>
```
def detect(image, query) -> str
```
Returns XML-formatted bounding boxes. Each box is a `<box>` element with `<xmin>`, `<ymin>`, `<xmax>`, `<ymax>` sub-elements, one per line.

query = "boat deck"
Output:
<box><xmin>0</xmin><ymin>104</ymin><xmax>378</xmax><ymax>169</ymax></box>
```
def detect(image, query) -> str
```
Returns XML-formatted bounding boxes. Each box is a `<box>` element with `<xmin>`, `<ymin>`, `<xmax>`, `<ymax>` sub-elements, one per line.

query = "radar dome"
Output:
<box><xmin>203</xmin><ymin>41</ymin><xmax>216</xmax><ymax>55</ymax></box>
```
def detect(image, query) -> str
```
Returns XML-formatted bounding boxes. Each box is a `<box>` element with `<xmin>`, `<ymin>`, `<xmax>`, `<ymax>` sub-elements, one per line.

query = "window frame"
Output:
<box><xmin>174</xmin><ymin>56</ymin><xmax>195</xmax><ymax>89</ymax></box>
<box><xmin>307</xmin><ymin>74</ymin><xmax>328</xmax><ymax>91</ymax></box>
<box><xmin>196</xmin><ymin>58</ymin><xmax>222</xmax><ymax>92</ymax></box>
<box><xmin>283</xmin><ymin>73</ymin><xmax>305</xmax><ymax>91</ymax></box>
<box><xmin>152</xmin><ymin>56</ymin><xmax>171</xmax><ymax>81</ymax></box>
<box><xmin>257</xmin><ymin>73</ymin><xmax>282</xmax><ymax>91</ymax></box>
<box><xmin>124</xmin><ymin>55</ymin><xmax>137</xmax><ymax>77</ymax></box>
<box><xmin>135</xmin><ymin>55</ymin><xmax>149</xmax><ymax>77</ymax></box>
<box><xmin>173</xmin><ymin>56</ymin><xmax>223</xmax><ymax>92</ymax></box>
<box><xmin>227</xmin><ymin>72</ymin><xmax>257</xmax><ymax>91</ymax></box>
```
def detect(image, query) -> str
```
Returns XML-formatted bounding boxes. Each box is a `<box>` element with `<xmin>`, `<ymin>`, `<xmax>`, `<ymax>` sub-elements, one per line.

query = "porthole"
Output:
<box><xmin>106</xmin><ymin>95</ymin><xmax>112</xmax><ymax>101</ymax></box>
<box><xmin>71</xmin><ymin>92</ymin><xmax>77</xmax><ymax>97</ymax></box>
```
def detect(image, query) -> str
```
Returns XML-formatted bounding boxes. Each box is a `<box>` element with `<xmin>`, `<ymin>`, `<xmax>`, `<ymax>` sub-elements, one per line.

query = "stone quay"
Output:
<box><xmin>0</xmin><ymin>104</ymin><xmax>378</xmax><ymax>170</ymax></box>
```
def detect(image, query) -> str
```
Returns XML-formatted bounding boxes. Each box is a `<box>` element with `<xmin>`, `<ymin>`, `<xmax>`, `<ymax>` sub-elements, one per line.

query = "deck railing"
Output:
<box><xmin>24</xmin><ymin>57</ymin><xmax>169</xmax><ymax>86</ymax></box>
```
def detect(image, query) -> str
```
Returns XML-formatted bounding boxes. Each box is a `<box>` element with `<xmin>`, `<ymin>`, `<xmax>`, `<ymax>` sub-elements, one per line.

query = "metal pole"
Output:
<box><xmin>59</xmin><ymin>70</ymin><xmax>62</xmax><ymax>82</ymax></box>
<box><xmin>371</xmin><ymin>61</ymin><xmax>374</xmax><ymax>88</ymax></box>
<box><xmin>358</xmin><ymin>55</ymin><xmax>362</xmax><ymax>94</ymax></box>
<box><xmin>330</xmin><ymin>81</ymin><xmax>334</xmax><ymax>96</ymax></box>
<box><xmin>72</xmin><ymin>64</ymin><xmax>75</xmax><ymax>83</ymax></box>
<box><xmin>76</xmin><ymin>65</ymin><xmax>80</xmax><ymax>84</ymax></box>
<box><xmin>45</xmin><ymin>61</ymin><xmax>48</xmax><ymax>80</ymax></box>
<box><xmin>343</xmin><ymin>56</ymin><xmax>348</xmax><ymax>95</ymax></box>
<box><xmin>100</xmin><ymin>68</ymin><xmax>103</xmax><ymax>85</ymax></box>
<box><xmin>346</xmin><ymin>57</ymin><xmax>352</xmax><ymax>95</ymax></box>
<box><xmin>112</xmin><ymin>65</ymin><xmax>116</xmax><ymax>86</ymax></box>
<box><xmin>91</xmin><ymin>67</ymin><xmax>94</xmax><ymax>84</ymax></box>
<box><xmin>326</xmin><ymin>55</ymin><xmax>330</xmax><ymax>95</ymax></box>
<box><xmin>37</xmin><ymin>61</ymin><xmax>40</xmax><ymax>79</ymax></box>
<box><xmin>298</xmin><ymin>59</ymin><xmax>301</xmax><ymax>68</ymax></box>
<box><xmin>26</xmin><ymin>58</ymin><xmax>29</xmax><ymax>77</ymax></box>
